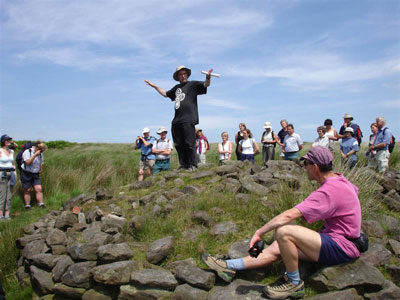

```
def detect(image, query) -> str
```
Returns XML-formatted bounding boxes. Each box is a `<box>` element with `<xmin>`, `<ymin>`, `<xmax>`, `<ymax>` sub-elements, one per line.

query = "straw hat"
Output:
<box><xmin>173</xmin><ymin>65</ymin><xmax>191</xmax><ymax>81</ymax></box>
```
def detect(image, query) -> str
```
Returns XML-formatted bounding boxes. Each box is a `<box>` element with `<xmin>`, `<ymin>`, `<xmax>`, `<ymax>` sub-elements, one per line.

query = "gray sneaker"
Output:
<box><xmin>263</xmin><ymin>274</ymin><xmax>305</xmax><ymax>299</ymax></box>
<box><xmin>201</xmin><ymin>254</ymin><xmax>236</xmax><ymax>282</ymax></box>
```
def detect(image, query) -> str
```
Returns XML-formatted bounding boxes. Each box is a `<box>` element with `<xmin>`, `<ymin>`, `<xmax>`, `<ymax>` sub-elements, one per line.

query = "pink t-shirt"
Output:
<box><xmin>296</xmin><ymin>173</ymin><xmax>361</xmax><ymax>258</ymax></box>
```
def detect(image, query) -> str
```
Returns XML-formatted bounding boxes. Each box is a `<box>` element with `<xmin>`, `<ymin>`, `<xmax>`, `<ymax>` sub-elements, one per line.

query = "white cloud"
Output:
<box><xmin>203</xmin><ymin>98</ymin><xmax>246</xmax><ymax>110</ymax></box>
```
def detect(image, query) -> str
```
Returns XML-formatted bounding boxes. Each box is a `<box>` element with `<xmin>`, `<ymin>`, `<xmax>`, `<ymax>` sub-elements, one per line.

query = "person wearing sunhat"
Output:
<box><xmin>202</xmin><ymin>146</ymin><xmax>362</xmax><ymax>299</ymax></box>
<box><xmin>340</xmin><ymin>127</ymin><xmax>359</xmax><ymax>169</ymax></box>
<box><xmin>152</xmin><ymin>127</ymin><xmax>174</xmax><ymax>175</ymax></box>
<box><xmin>338</xmin><ymin>113</ymin><xmax>362</xmax><ymax>145</ymax></box>
<box><xmin>0</xmin><ymin>135</ymin><xmax>17</xmax><ymax>220</ymax></box>
<box><xmin>135</xmin><ymin>128</ymin><xmax>155</xmax><ymax>181</ymax></box>
<box><xmin>260</xmin><ymin>122</ymin><xmax>278</xmax><ymax>164</ymax></box>
<box><xmin>144</xmin><ymin>66</ymin><xmax>213</xmax><ymax>171</ymax></box>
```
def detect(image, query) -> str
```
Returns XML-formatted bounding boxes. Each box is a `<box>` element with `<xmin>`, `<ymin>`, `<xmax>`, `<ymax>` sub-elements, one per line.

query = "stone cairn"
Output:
<box><xmin>15</xmin><ymin>161</ymin><xmax>400</xmax><ymax>299</ymax></box>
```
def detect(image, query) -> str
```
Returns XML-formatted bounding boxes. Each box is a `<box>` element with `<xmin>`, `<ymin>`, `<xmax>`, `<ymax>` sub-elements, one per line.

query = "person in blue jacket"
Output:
<box><xmin>135</xmin><ymin>127</ymin><xmax>155</xmax><ymax>181</ymax></box>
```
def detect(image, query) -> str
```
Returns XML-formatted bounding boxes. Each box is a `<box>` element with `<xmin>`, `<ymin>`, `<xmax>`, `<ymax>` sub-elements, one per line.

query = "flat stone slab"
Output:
<box><xmin>130</xmin><ymin>269</ymin><xmax>178</xmax><ymax>289</ymax></box>
<box><xmin>208</xmin><ymin>279</ymin><xmax>266</xmax><ymax>300</ymax></box>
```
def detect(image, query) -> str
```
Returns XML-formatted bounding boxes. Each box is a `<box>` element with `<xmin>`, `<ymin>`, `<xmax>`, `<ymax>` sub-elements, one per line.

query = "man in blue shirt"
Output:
<box><xmin>369</xmin><ymin>116</ymin><xmax>392</xmax><ymax>173</ymax></box>
<box><xmin>135</xmin><ymin>127</ymin><xmax>155</xmax><ymax>181</ymax></box>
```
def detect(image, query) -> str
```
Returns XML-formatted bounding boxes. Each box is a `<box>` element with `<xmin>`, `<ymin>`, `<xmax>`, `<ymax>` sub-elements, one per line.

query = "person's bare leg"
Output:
<box><xmin>243</xmin><ymin>240</ymin><xmax>281</xmax><ymax>269</ymax></box>
<box><xmin>33</xmin><ymin>185</ymin><xmax>43</xmax><ymax>205</ymax></box>
<box><xmin>138</xmin><ymin>169</ymin><xmax>144</xmax><ymax>181</ymax></box>
<box><xmin>24</xmin><ymin>187</ymin><xmax>32</xmax><ymax>206</ymax></box>
<box><xmin>275</xmin><ymin>224</ymin><xmax>321</xmax><ymax>272</ymax></box>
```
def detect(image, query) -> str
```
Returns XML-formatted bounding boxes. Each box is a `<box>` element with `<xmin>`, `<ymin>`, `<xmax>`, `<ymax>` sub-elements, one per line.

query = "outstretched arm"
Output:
<box><xmin>144</xmin><ymin>80</ymin><xmax>167</xmax><ymax>98</ymax></box>
<box><xmin>204</xmin><ymin>68</ymin><xmax>213</xmax><ymax>88</ymax></box>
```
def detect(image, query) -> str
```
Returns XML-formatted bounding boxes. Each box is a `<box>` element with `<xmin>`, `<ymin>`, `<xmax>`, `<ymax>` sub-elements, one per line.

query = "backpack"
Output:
<box><xmin>352</xmin><ymin>124</ymin><xmax>363</xmax><ymax>146</ymax></box>
<box><xmin>262</xmin><ymin>131</ymin><xmax>276</xmax><ymax>148</ymax></box>
<box><xmin>383</xmin><ymin>128</ymin><xmax>396</xmax><ymax>153</ymax></box>
<box><xmin>16</xmin><ymin>141</ymin><xmax>35</xmax><ymax>171</ymax></box>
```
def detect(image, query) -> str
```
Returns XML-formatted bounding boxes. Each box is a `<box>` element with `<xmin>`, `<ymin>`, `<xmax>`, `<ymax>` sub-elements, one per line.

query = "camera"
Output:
<box><xmin>248</xmin><ymin>240</ymin><xmax>265</xmax><ymax>258</ymax></box>
<box><xmin>8</xmin><ymin>142</ymin><xmax>17</xmax><ymax>150</ymax></box>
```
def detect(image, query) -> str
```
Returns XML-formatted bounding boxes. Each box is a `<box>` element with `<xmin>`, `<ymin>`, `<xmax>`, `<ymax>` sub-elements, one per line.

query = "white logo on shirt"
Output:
<box><xmin>175</xmin><ymin>88</ymin><xmax>186</xmax><ymax>110</ymax></box>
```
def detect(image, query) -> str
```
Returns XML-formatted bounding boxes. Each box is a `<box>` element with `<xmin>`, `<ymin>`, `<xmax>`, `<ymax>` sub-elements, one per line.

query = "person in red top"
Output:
<box><xmin>202</xmin><ymin>146</ymin><xmax>362</xmax><ymax>299</ymax></box>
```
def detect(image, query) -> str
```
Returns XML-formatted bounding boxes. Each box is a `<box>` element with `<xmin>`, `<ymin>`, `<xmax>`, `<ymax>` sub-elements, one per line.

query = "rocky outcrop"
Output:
<box><xmin>14</xmin><ymin>164</ymin><xmax>400</xmax><ymax>299</ymax></box>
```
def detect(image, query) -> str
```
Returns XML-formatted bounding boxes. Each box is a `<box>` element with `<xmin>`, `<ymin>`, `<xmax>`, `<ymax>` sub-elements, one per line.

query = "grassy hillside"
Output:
<box><xmin>0</xmin><ymin>141</ymin><xmax>399</xmax><ymax>299</ymax></box>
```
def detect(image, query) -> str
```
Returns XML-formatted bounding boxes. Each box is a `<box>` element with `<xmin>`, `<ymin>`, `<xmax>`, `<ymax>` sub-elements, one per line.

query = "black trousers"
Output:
<box><xmin>171</xmin><ymin>123</ymin><xmax>197</xmax><ymax>168</ymax></box>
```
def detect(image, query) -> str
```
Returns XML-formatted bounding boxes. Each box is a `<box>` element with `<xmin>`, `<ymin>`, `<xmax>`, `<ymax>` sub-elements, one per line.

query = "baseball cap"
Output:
<box><xmin>142</xmin><ymin>127</ymin><xmax>150</xmax><ymax>134</ymax></box>
<box><xmin>301</xmin><ymin>146</ymin><xmax>333</xmax><ymax>167</ymax></box>
<box><xmin>1</xmin><ymin>134</ymin><xmax>12</xmax><ymax>143</ymax></box>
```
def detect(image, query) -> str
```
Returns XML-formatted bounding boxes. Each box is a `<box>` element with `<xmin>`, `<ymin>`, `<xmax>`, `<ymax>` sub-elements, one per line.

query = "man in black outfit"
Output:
<box><xmin>145</xmin><ymin>66</ymin><xmax>213</xmax><ymax>171</ymax></box>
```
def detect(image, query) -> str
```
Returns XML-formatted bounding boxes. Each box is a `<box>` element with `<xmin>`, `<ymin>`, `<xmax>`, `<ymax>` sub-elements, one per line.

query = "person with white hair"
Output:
<box><xmin>261</xmin><ymin>122</ymin><xmax>278</xmax><ymax>164</ymax></box>
<box><xmin>152</xmin><ymin>127</ymin><xmax>174</xmax><ymax>175</ymax></box>
<box><xmin>145</xmin><ymin>66</ymin><xmax>213</xmax><ymax>171</ymax></box>
<box><xmin>340</xmin><ymin>127</ymin><xmax>359</xmax><ymax>169</ymax></box>
<box><xmin>369</xmin><ymin>117</ymin><xmax>393</xmax><ymax>173</ymax></box>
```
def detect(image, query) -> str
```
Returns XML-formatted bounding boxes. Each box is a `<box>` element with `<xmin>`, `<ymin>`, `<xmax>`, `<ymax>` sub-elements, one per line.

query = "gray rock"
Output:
<box><xmin>152</xmin><ymin>204</ymin><xmax>163</xmax><ymax>216</ymax></box>
<box><xmin>118</xmin><ymin>285</ymin><xmax>172</xmax><ymax>300</ymax></box>
<box><xmin>215</xmin><ymin>165</ymin><xmax>240</xmax><ymax>175</ymax></box>
<box><xmin>51</xmin><ymin>245</ymin><xmax>67</xmax><ymax>255</ymax></box>
<box><xmin>45</xmin><ymin>228</ymin><xmax>67</xmax><ymax>246</ymax></box>
<box><xmin>54</xmin><ymin>283</ymin><xmax>86</xmax><ymax>299</ymax></box>
<box><xmin>146</xmin><ymin>236</ymin><xmax>174</xmax><ymax>264</ymax></box>
<box><xmin>221</xmin><ymin>178</ymin><xmax>241</xmax><ymax>193</ymax></box>
<box><xmin>30</xmin><ymin>265</ymin><xmax>54</xmax><ymax>296</ymax></box>
<box><xmin>86</xmin><ymin>206</ymin><xmax>104</xmax><ymax>223</ymax></box>
<box><xmin>173</xmin><ymin>178</ymin><xmax>184</xmax><ymax>186</ymax></box>
<box><xmin>205</xmin><ymin>176</ymin><xmax>221</xmax><ymax>184</ymax></box>
<box><xmin>172</xmin><ymin>283</ymin><xmax>208</xmax><ymax>300</ymax></box>
<box><xmin>191</xmin><ymin>210</ymin><xmax>215</xmax><ymax>227</ymax></box>
<box><xmin>208</xmin><ymin>279</ymin><xmax>265</xmax><ymax>300</ymax></box>
<box><xmin>62</xmin><ymin>193</ymin><xmax>87</xmax><ymax>211</ymax></box>
<box><xmin>101</xmin><ymin>214</ymin><xmax>127</xmax><ymax>232</ymax></box>
<box><xmin>305</xmin><ymin>288</ymin><xmax>363</xmax><ymax>300</ymax></box>
<box><xmin>360</xmin><ymin>242</ymin><xmax>392</xmax><ymax>266</ymax></box>
<box><xmin>389</xmin><ymin>239</ymin><xmax>400</xmax><ymax>255</ymax></box>
<box><xmin>371</xmin><ymin>213</ymin><xmax>399</xmax><ymax>234</ymax></box>
<box><xmin>67</xmin><ymin>243</ymin><xmax>99</xmax><ymax>261</ymax></box>
<box><xmin>182</xmin><ymin>184</ymin><xmax>202</xmax><ymax>195</ymax></box>
<box><xmin>155</xmin><ymin>195</ymin><xmax>169</xmax><ymax>205</ymax></box>
<box><xmin>362</xmin><ymin>220</ymin><xmax>385</xmax><ymax>238</ymax></box>
<box><xmin>130</xmin><ymin>269</ymin><xmax>178</xmax><ymax>289</ymax></box>
<box><xmin>191</xmin><ymin>170</ymin><xmax>215</xmax><ymax>179</ymax></box>
<box><xmin>95</xmin><ymin>187</ymin><xmax>114</xmax><ymax>200</ymax></box>
<box><xmin>52</xmin><ymin>255</ymin><xmax>73</xmax><ymax>282</ymax></box>
<box><xmin>309</xmin><ymin>259</ymin><xmax>385</xmax><ymax>292</ymax></box>
<box><xmin>364</xmin><ymin>280</ymin><xmax>400</xmax><ymax>300</ymax></box>
<box><xmin>272</xmin><ymin>172</ymin><xmax>300</xmax><ymax>189</ymax></box>
<box><xmin>82</xmin><ymin>226</ymin><xmax>113</xmax><ymax>245</ymax></box>
<box><xmin>239</xmin><ymin>176</ymin><xmax>269</xmax><ymax>196</ymax></box>
<box><xmin>54</xmin><ymin>211</ymin><xmax>78</xmax><ymax>230</ymax></box>
<box><xmin>61</xmin><ymin>261</ymin><xmax>96</xmax><ymax>289</ymax></box>
<box><xmin>129</xmin><ymin>180</ymin><xmax>152</xmax><ymax>190</ymax></box>
<box><xmin>265</xmin><ymin>160</ymin><xmax>295</xmax><ymax>170</ymax></box>
<box><xmin>387</xmin><ymin>264</ymin><xmax>400</xmax><ymax>286</ymax></box>
<box><xmin>31</xmin><ymin>253</ymin><xmax>61</xmax><ymax>270</ymax></box>
<box><xmin>210</xmin><ymin>221</ymin><xmax>238</xmax><ymax>236</ymax></box>
<box><xmin>228</xmin><ymin>239</ymin><xmax>251</xmax><ymax>259</ymax></box>
<box><xmin>22</xmin><ymin>239</ymin><xmax>49</xmax><ymax>260</ymax></box>
<box><xmin>16</xmin><ymin>266</ymin><xmax>30</xmax><ymax>286</ymax></box>
<box><xmin>16</xmin><ymin>233</ymin><xmax>47</xmax><ymax>249</ymax></box>
<box><xmin>175</xmin><ymin>264</ymin><xmax>215</xmax><ymax>290</ymax></box>
<box><xmin>112</xmin><ymin>232</ymin><xmax>126</xmax><ymax>244</ymax></box>
<box><xmin>130</xmin><ymin>215</ymin><xmax>146</xmax><ymax>231</ymax></box>
<box><xmin>92</xmin><ymin>260</ymin><xmax>137</xmax><ymax>285</ymax></box>
<box><xmin>165</xmin><ymin>258</ymin><xmax>196</xmax><ymax>273</ymax></box>
<box><xmin>381</xmin><ymin>189</ymin><xmax>400</xmax><ymax>211</ymax></box>
<box><xmin>234</xmin><ymin>193</ymin><xmax>251</xmax><ymax>204</ymax></box>
<box><xmin>97</xmin><ymin>242</ymin><xmax>134</xmax><ymax>263</ymax></box>
<box><xmin>23</xmin><ymin>223</ymin><xmax>36</xmax><ymax>235</ymax></box>
<box><xmin>82</xmin><ymin>285</ymin><xmax>119</xmax><ymax>300</ymax></box>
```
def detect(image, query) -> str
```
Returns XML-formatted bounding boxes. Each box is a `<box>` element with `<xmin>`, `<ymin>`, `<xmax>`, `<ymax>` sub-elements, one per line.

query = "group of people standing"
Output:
<box><xmin>0</xmin><ymin>135</ymin><xmax>47</xmax><ymax>221</ymax></box>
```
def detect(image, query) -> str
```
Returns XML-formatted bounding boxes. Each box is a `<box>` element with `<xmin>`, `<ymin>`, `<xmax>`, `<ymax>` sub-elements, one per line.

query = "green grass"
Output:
<box><xmin>1</xmin><ymin>141</ymin><xmax>399</xmax><ymax>299</ymax></box>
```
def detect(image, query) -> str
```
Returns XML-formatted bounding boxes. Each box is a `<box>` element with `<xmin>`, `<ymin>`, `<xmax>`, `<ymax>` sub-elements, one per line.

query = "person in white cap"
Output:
<box><xmin>152</xmin><ymin>127</ymin><xmax>174</xmax><ymax>174</ymax></box>
<box><xmin>338</xmin><ymin>113</ymin><xmax>362</xmax><ymax>145</ymax></box>
<box><xmin>340</xmin><ymin>127</ymin><xmax>359</xmax><ymax>169</ymax></box>
<box><xmin>135</xmin><ymin>128</ymin><xmax>155</xmax><ymax>181</ymax></box>
<box><xmin>144</xmin><ymin>66</ymin><xmax>213</xmax><ymax>171</ymax></box>
<box><xmin>260</xmin><ymin>122</ymin><xmax>278</xmax><ymax>165</ymax></box>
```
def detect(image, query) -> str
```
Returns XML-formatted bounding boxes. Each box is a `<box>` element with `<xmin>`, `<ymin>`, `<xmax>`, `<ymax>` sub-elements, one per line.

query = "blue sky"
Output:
<box><xmin>1</xmin><ymin>0</ymin><xmax>399</xmax><ymax>143</ymax></box>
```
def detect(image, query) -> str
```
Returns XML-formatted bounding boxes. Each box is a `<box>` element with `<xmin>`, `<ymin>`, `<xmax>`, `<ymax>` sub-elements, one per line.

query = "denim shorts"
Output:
<box><xmin>318</xmin><ymin>233</ymin><xmax>352</xmax><ymax>266</ymax></box>
<box><xmin>240</xmin><ymin>154</ymin><xmax>255</xmax><ymax>164</ymax></box>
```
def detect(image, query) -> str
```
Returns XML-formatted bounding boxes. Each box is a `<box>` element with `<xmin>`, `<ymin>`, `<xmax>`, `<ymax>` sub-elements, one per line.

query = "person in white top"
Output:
<box><xmin>0</xmin><ymin>135</ymin><xmax>17</xmax><ymax>220</ymax></box>
<box><xmin>238</xmin><ymin>129</ymin><xmax>259</xmax><ymax>164</ymax></box>
<box><xmin>324</xmin><ymin>119</ymin><xmax>338</xmax><ymax>152</ymax></box>
<box><xmin>218</xmin><ymin>132</ymin><xmax>232</xmax><ymax>164</ymax></box>
<box><xmin>195</xmin><ymin>129</ymin><xmax>209</xmax><ymax>164</ymax></box>
<box><xmin>366</xmin><ymin>122</ymin><xmax>378</xmax><ymax>168</ymax></box>
<box><xmin>20</xmin><ymin>140</ymin><xmax>47</xmax><ymax>210</ymax></box>
<box><xmin>283</xmin><ymin>124</ymin><xmax>303</xmax><ymax>161</ymax></box>
<box><xmin>312</xmin><ymin>126</ymin><xmax>330</xmax><ymax>149</ymax></box>
<box><xmin>152</xmin><ymin>127</ymin><xmax>174</xmax><ymax>174</ymax></box>
<box><xmin>261</xmin><ymin>122</ymin><xmax>278</xmax><ymax>165</ymax></box>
